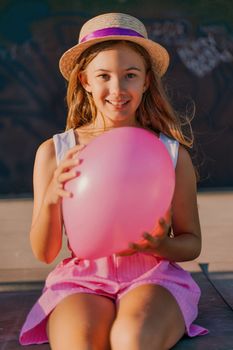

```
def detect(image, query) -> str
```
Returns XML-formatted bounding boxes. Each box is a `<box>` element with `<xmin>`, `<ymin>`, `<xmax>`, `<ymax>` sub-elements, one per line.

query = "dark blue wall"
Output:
<box><xmin>0</xmin><ymin>0</ymin><xmax>233</xmax><ymax>195</ymax></box>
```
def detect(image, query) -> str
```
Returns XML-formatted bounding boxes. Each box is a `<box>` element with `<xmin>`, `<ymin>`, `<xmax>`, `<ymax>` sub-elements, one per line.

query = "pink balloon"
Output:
<box><xmin>62</xmin><ymin>127</ymin><xmax>175</xmax><ymax>259</ymax></box>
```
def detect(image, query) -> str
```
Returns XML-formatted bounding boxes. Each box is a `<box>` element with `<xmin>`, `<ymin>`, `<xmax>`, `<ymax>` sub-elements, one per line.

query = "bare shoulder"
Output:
<box><xmin>35</xmin><ymin>138</ymin><xmax>56</xmax><ymax>168</ymax></box>
<box><xmin>177</xmin><ymin>145</ymin><xmax>193</xmax><ymax>167</ymax></box>
<box><xmin>172</xmin><ymin>144</ymin><xmax>200</xmax><ymax>238</ymax></box>
<box><xmin>172</xmin><ymin>145</ymin><xmax>198</xmax><ymax>217</ymax></box>
<box><xmin>176</xmin><ymin>145</ymin><xmax>196</xmax><ymax>184</ymax></box>
<box><xmin>36</xmin><ymin>138</ymin><xmax>55</xmax><ymax>160</ymax></box>
<box><xmin>33</xmin><ymin>138</ymin><xmax>57</xmax><ymax>182</ymax></box>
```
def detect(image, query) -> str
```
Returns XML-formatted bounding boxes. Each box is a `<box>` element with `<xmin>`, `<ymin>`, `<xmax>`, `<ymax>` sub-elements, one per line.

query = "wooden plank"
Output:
<box><xmin>0</xmin><ymin>291</ymin><xmax>39</xmax><ymax>343</ymax></box>
<box><xmin>208</xmin><ymin>271</ymin><xmax>233</xmax><ymax>309</ymax></box>
<box><xmin>173</xmin><ymin>272</ymin><xmax>233</xmax><ymax>350</ymax></box>
<box><xmin>0</xmin><ymin>341</ymin><xmax>49</xmax><ymax>350</ymax></box>
<box><xmin>200</xmin><ymin>263</ymin><xmax>233</xmax><ymax>311</ymax></box>
<box><xmin>0</xmin><ymin>290</ymin><xmax>50</xmax><ymax>349</ymax></box>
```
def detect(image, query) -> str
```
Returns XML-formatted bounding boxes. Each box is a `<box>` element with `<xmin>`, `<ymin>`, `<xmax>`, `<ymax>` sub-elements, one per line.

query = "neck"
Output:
<box><xmin>78</xmin><ymin>113</ymin><xmax>141</xmax><ymax>135</ymax></box>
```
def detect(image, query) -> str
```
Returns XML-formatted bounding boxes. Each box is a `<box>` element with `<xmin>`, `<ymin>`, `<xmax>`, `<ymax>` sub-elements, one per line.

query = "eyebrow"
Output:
<box><xmin>95</xmin><ymin>67</ymin><xmax>142</xmax><ymax>72</ymax></box>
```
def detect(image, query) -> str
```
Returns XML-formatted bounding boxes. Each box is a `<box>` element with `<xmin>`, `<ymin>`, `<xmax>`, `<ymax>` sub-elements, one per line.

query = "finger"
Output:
<box><xmin>58</xmin><ymin>158</ymin><xmax>81</xmax><ymax>173</ymax></box>
<box><xmin>115</xmin><ymin>244</ymin><xmax>136</xmax><ymax>256</ymax></box>
<box><xmin>128</xmin><ymin>242</ymin><xmax>149</xmax><ymax>252</ymax></box>
<box><xmin>143</xmin><ymin>232</ymin><xmax>157</xmax><ymax>244</ymax></box>
<box><xmin>142</xmin><ymin>232</ymin><xmax>162</xmax><ymax>250</ymax></box>
<box><xmin>116</xmin><ymin>250</ymin><xmax>135</xmax><ymax>257</ymax></box>
<box><xmin>58</xmin><ymin>169</ymin><xmax>80</xmax><ymax>183</ymax></box>
<box><xmin>57</xmin><ymin>188</ymin><xmax>73</xmax><ymax>198</ymax></box>
<box><xmin>64</xmin><ymin>144</ymin><xmax>86</xmax><ymax>160</ymax></box>
<box><xmin>156</xmin><ymin>218</ymin><xmax>171</xmax><ymax>236</ymax></box>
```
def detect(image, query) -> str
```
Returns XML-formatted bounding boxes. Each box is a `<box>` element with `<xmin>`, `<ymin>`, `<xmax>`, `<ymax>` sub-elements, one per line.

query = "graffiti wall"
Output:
<box><xmin>0</xmin><ymin>0</ymin><xmax>233</xmax><ymax>195</ymax></box>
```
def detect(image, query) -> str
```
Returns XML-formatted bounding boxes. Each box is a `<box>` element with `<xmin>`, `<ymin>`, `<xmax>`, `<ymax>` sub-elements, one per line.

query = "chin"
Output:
<box><xmin>110</xmin><ymin>119</ymin><xmax>133</xmax><ymax>126</ymax></box>
<box><xmin>109</xmin><ymin>113</ymin><xmax>135</xmax><ymax>122</ymax></box>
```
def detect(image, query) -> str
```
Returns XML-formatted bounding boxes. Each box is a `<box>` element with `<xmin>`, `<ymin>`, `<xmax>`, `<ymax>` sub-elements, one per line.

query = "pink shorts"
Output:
<box><xmin>20</xmin><ymin>253</ymin><xmax>208</xmax><ymax>345</ymax></box>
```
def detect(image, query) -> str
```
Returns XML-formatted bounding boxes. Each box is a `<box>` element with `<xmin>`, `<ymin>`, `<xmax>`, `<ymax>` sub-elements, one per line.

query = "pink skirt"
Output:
<box><xmin>19</xmin><ymin>253</ymin><xmax>208</xmax><ymax>345</ymax></box>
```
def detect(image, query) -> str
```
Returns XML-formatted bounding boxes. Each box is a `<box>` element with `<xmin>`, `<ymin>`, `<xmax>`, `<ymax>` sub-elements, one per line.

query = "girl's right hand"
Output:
<box><xmin>44</xmin><ymin>144</ymin><xmax>86</xmax><ymax>205</ymax></box>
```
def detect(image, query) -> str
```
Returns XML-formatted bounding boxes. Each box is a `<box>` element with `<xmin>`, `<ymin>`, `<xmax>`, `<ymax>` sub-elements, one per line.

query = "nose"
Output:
<box><xmin>109</xmin><ymin>76</ymin><xmax>125</xmax><ymax>97</ymax></box>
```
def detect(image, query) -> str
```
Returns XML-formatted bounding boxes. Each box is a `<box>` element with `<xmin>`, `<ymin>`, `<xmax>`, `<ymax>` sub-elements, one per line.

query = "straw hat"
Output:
<box><xmin>59</xmin><ymin>13</ymin><xmax>169</xmax><ymax>80</ymax></box>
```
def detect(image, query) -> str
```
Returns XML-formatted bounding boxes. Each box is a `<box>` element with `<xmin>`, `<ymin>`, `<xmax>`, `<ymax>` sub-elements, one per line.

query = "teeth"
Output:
<box><xmin>108</xmin><ymin>100</ymin><xmax>128</xmax><ymax>106</ymax></box>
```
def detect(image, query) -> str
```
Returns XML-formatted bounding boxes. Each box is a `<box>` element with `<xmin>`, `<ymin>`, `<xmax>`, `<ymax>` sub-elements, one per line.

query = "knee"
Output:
<box><xmin>110</xmin><ymin>319</ymin><xmax>138</xmax><ymax>350</ymax></box>
<box><xmin>47</xmin><ymin>316</ymin><xmax>108</xmax><ymax>350</ymax></box>
<box><xmin>48</xmin><ymin>326</ymin><xmax>98</xmax><ymax>350</ymax></box>
<box><xmin>110</xmin><ymin>318</ymin><xmax>167</xmax><ymax>350</ymax></box>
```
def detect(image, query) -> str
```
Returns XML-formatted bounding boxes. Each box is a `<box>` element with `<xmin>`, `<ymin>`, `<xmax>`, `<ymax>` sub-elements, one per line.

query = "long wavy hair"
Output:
<box><xmin>65</xmin><ymin>40</ymin><xmax>194</xmax><ymax>147</ymax></box>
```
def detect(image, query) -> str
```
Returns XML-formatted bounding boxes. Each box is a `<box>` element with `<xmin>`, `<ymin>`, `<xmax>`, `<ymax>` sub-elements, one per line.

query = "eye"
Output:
<box><xmin>126</xmin><ymin>73</ymin><xmax>136</xmax><ymax>79</ymax></box>
<box><xmin>97</xmin><ymin>74</ymin><xmax>110</xmax><ymax>81</ymax></box>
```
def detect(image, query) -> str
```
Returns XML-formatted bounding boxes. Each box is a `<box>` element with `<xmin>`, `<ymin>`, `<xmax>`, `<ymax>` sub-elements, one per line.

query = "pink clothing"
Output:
<box><xmin>19</xmin><ymin>129</ymin><xmax>208</xmax><ymax>345</ymax></box>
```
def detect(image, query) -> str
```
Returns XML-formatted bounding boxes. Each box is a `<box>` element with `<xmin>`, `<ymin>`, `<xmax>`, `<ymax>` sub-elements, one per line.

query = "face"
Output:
<box><xmin>80</xmin><ymin>43</ymin><xmax>149</xmax><ymax>127</ymax></box>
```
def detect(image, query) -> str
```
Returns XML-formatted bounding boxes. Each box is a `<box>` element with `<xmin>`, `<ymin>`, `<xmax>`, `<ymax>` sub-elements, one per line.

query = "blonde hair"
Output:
<box><xmin>65</xmin><ymin>40</ymin><xmax>193</xmax><ymax>147</ymax></box>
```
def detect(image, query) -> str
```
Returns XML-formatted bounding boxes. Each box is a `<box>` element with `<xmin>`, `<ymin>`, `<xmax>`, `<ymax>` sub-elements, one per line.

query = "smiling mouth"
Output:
<box><xmin>106</xmin><ymin>100</ymin><xmax>129</xmax><ymax>107</ymax></box>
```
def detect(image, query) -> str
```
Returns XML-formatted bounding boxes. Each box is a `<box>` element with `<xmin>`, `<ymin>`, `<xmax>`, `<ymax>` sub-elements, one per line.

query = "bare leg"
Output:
<box><xmin>47</xmin><ymin>293</ymin><xmax>115</xmax><ymax>350</ymax></box>
<box><xmin>110</xmin><ymin>284</ymin><xmax>185</xmax><ymax>350</ymax></box>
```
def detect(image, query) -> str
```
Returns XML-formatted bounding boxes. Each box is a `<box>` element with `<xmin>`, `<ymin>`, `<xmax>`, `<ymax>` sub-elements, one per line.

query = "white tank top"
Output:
<box><xmin>53</xmin><ymin>129</ymin><xmax>179</xmax><ymax>167</ymax></box>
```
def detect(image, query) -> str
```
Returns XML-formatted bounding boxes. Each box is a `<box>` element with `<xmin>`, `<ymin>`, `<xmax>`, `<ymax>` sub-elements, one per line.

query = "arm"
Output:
<box><xmin>163</xmin><ymin>145</ymin><xmax>202</xmax><ymax>261</ymax></box>
<box><xmin>30</xmin><ymin>140</ymin><xmax>84</xmax><ymax>264</ymax></box>
<box><xmin>122</xmin><ymin>146</ymin><xmax>202</xmax><ymax>262</ymax></box>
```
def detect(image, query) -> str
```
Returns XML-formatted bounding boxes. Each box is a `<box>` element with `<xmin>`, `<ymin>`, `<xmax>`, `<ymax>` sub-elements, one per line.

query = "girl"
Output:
<box><xmin>20</xmin><ymin>12</ymin><xmax>208</xmax><ymax>350</ymax></box>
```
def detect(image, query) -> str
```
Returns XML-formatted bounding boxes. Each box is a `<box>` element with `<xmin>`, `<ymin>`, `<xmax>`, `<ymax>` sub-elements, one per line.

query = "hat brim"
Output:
<box><xmin>59</xmin><ymin>35</ymin><xmax>169</xmax><ymax>80</ymax></box>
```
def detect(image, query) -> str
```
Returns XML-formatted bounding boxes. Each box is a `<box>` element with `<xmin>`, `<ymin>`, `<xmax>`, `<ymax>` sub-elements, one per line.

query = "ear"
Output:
<box><xmin>79</xmin><ymin>72</ymin><xmax>92</xmax><ymax>93</ymax></box>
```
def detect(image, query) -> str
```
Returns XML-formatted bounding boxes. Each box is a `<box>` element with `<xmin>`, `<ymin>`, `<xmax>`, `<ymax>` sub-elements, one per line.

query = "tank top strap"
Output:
<box><xmin>52</xmin><ymin>129</ymin><xmax>179</xmax><ymax>167</ymax></box>
<box><xmin>53</xmin><ymin>129</ymin><xmax>76</xmax><ymax>165</ymax></box>
<box><xmin>159</xmin><ymin>133</ymin><xmax>179</xmax><ymax>167</ymax></box>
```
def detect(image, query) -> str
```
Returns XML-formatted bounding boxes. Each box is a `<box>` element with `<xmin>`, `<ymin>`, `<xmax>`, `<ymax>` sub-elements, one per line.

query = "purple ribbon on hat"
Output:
<box><xmin>80</xmin><ymin>27</ymin><xmax>145</xmax><ymax>43</ymax></box>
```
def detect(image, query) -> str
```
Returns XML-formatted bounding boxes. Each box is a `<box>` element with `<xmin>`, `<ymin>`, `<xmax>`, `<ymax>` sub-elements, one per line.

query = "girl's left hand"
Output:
<box><xmin>117</xmin><ymin>209</ymin><xmax>172</xmax><ymax>256</ymax></box>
